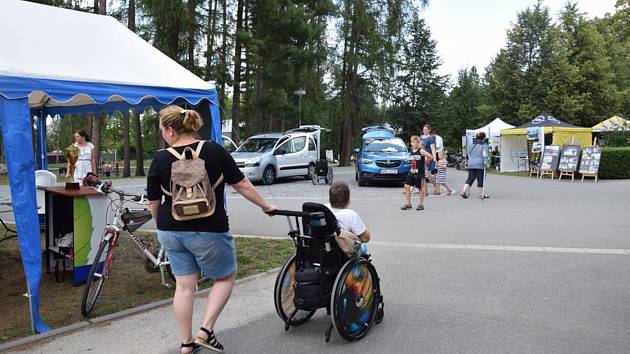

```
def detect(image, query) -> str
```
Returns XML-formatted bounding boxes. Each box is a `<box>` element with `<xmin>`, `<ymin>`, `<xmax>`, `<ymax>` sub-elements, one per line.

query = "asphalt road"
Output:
<box><xmin>4</xmin><ymin>167</ymin><xmax>630</xmax><ymax>353</ymax></box>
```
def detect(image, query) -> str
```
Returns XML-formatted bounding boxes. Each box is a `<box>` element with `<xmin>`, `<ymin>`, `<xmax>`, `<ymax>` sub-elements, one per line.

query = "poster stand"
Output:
<box><xmin>578</xmin><ymin>145</ymin><xmax>601</xmax><ymax>183</ymax></box>
<box><xmin>557</xmin><ymin>144</ymin><xmax>580</xmax><ymax>182</ymax></box>
<box><xmin>539</xmin><ymin>145</ymin><xmax>561</xmax><ymax>179</ymax></box>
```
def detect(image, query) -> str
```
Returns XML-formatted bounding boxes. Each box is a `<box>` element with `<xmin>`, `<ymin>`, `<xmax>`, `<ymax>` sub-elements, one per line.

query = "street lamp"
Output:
<box><xmin>293</xmin><ymin>88</ymin><xmax>306</xmax><ymax>127</ymax></box>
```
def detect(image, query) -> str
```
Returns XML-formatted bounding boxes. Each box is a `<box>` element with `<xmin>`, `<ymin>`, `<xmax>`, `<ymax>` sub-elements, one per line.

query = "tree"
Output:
<box><xmin>485</xmin><ymin>0</ymin><xmax>556</xmax><ymax>124</ymax></box>
<box><xmin>388</xmin><ymin>12</ymin><xmax>447</xmax><ymax>143</ymax></box>
<box><xmin>441</xmin><ymin>67</ymin><xmax>484</xmax><ymax>147</ymax></box>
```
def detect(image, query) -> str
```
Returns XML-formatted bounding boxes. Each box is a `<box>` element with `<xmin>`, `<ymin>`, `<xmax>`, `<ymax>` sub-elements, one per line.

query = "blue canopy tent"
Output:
<box><xmin>0</xmin><ymin>0</ymin><xmax>221</xmax><ymax>333</ymax></box>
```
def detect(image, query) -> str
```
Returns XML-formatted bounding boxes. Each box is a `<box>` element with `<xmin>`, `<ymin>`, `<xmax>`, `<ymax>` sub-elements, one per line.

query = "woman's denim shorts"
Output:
<box><xmin>157</xmin><ymin>230</ymin><xmax>237</xmax><ymax>279</ymax></box>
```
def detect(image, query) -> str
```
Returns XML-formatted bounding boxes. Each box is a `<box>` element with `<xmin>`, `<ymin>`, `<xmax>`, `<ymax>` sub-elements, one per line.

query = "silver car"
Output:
<box><xmin>232</xmin><ymin>132</ymin><xmax>318</xmax><ymax>185</ymax></box>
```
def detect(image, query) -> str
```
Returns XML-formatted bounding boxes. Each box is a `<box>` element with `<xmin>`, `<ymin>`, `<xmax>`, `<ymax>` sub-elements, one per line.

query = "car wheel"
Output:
<box><xmin>357</xmin><ymin>172</ymin><xmax>367</xmax><ymax>186</ymax></box>
<box><xmin>305</xmin><ymin>163</ymin><xmax>315</xmax><ymax>180</ymax></box>
<box><xmin>262</xmin><ymin>166</ymin><xmax>276</xmax><ymax>185</ymax></box>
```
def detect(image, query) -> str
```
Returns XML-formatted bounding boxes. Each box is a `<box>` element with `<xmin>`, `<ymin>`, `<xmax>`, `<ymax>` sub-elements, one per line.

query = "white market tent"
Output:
<box><xmin>0</xmin><ymin>0</ymin><xmax>221</xmax><ymax>333</ymax></box>
<box><xmin>464</xmin><ymin>117</ymin><xmax>514</xmax><ymax>153</ymax></box>
<box><xmin>467</xmin><ymin>117</ymin><xmax>515</xmax><ymax>136</ymax></box>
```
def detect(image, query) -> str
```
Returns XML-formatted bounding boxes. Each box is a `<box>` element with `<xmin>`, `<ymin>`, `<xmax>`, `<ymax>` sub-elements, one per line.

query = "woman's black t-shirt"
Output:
<box><xmin>147</xmin><ymin>140</ymin><xmax>244</xmax><ymax>232</ymax></box>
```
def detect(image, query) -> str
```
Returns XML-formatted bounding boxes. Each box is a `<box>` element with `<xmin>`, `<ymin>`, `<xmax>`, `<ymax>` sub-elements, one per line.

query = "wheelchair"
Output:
<box><xmin>311</xmin><ymin>159</ymin><xmax>334</xmax><ymax>185</ymax></box>
<box><xmin>269</xmin><ymin>202</ymin><xmax>384</xmax><ymax>342</ymax></box>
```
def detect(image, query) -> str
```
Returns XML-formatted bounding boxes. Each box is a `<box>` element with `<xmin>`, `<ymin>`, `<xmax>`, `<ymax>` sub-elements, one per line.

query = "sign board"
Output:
<box><xmin>540</xmin><ymin>145</ymin><xmax>561</xmax><ymax>170</ymax></box>
<box><xmin>578</xmin><ymin>147</ymin><xmax>601</xmax><ymax>174</ymax></box>
<box><xmin>558</xmin><ymin>145</ymin><xmax>580</xmax><ymax>172</ymax></box>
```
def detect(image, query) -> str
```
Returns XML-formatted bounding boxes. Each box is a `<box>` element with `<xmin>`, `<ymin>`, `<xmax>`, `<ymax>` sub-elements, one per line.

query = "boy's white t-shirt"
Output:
<box><xmin>324</xmin><ymin>203</ymin><xmax>367</xmax><ymax>236</ymax></box>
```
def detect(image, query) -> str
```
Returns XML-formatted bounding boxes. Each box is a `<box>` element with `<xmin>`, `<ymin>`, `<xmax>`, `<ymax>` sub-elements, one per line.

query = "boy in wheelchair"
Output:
<box><xmin>270</xmin><ymin>182</ymin><xmax>383</xmax><ymax>342</ymax></box>
<box><xmin>325</xmin><ymin>181</ymin><xmax>370</xmax><ymax>255</ymax></box>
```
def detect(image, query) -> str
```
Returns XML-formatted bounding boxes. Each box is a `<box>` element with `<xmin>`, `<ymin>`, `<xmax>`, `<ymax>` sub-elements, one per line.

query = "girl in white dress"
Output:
<box><xmin>66</xmin><ymin>129</ymin><xmax>96</xmax><ymax>184</ymax></box>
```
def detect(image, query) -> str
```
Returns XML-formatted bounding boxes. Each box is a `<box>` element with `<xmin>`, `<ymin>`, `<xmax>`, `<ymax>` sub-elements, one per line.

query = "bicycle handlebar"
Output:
<box><xmin>266</xmin><ymin>209</ymin><xmax>324</xmax><ymax>218</ymax></box>
<box><xmin>84</xmin><ymin>174</ymin><xmax>145</xmax><ymax>202</ymax></box>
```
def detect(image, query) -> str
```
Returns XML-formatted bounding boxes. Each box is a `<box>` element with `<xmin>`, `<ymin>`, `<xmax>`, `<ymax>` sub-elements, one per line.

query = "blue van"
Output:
<box><xmin>354</xmin><ymin>126</ymin><xmax>411</xmax><ymax>186</ymax></box>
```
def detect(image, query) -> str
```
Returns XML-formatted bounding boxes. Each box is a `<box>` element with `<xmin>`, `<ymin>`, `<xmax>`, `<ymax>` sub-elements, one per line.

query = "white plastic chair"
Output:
<box><xmin>35</xmin><ymin>170</ymin><xmax>57</xmax><ymax>228</ymax></box>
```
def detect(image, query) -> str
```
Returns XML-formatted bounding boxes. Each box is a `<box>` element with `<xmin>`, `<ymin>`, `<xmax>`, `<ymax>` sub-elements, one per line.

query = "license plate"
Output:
<box><xmin>381</xmin><ymin>169</ymin><xmax>398</xmax><ymax>174</ymax></box>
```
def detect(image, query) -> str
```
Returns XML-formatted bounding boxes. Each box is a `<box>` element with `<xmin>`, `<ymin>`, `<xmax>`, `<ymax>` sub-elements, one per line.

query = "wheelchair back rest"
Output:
<box><xmin>302</xmin><ymin>202</ymin><xmax>339</xmax><ymax>238</ymax></box>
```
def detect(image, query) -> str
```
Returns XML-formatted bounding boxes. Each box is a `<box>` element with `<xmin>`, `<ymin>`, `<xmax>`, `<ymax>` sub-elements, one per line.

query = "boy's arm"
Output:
<box><xmin>358</xmin><ymin>229</ymin><xmax>371</xmax><ymax>243</ymax></box>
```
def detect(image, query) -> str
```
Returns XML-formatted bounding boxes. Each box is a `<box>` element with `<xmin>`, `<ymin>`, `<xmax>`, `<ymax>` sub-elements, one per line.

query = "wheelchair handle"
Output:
<box><xmin>266</xmin><ymin>209</ymin><xmax>324</xmax><ymax>218</ymax></box>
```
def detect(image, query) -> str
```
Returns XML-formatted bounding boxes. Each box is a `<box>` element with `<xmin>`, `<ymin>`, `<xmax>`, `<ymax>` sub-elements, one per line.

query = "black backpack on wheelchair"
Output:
<box><xmin>272</xmin><ymin>202</ymin><xmax>384</xmax><ymax>342</ymax></box>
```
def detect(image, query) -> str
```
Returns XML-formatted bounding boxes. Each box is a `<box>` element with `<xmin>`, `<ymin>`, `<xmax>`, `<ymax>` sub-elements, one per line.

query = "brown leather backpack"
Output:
<box><xmin>161</xmin><ymin>141</ymin><xmax>223</xmax><ymax>221</ymax></box>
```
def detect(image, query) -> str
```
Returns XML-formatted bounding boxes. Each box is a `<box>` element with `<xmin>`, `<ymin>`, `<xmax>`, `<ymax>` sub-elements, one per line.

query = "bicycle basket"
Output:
<box><xmin>121</xmin><ymin>210</ymin><xmax>152</xmax><ymax>233</ymax></box>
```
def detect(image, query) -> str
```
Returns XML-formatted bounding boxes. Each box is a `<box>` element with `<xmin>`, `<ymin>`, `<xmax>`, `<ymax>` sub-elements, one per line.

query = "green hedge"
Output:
<box><xmin>599</xmin><ymin>147</ymin><xmax>630</xmax><ymax>179</ymax></box>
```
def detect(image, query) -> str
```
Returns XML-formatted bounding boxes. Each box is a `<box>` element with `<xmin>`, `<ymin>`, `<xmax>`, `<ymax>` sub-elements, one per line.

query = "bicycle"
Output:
<box><xmin>80</xmin><ymin>178</ymin><xmax>175</xmax><ymax>316</ymax></box>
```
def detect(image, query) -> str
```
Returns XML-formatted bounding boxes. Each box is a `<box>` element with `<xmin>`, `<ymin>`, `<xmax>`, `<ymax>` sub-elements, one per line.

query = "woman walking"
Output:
<box><xmin>461</xmin><ymin>132</ymin><xmax>489</xmax><ymax>199</ymax></box>
<box><xmin>147</xmin><ymin>105</ymin><xmax>275</xmax><ymax>353</ymax></box>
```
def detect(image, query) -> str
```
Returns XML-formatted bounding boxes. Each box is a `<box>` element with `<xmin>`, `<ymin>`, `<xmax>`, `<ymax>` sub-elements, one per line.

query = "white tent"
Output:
<box><xmin>467</xmin><ymin>117</ymin><xmax>515</xmax><ymax>136</ymax></box>
<box><xmin>0</xmin><ymin>0</ymin><xmax>221</xmax><ymax>333</ymax></box>
<box><xmin>464</xmin><ymin>118</ymin><xmax>514</xmax><ymax>155</ymax></box>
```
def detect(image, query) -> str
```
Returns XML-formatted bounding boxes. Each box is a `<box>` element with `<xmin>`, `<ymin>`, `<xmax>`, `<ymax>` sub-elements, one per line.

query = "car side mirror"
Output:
<box><xmin>353</xmin><ymin>148</ymin><xmax>360</xmax><ymax>153</ymax></box>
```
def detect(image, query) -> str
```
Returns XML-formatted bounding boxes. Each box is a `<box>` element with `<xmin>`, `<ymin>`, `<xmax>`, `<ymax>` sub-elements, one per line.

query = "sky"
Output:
<box><xmin>422</xmin><ymin>0</ymin><xmax>618</xmax><ymax>81</ymax></box>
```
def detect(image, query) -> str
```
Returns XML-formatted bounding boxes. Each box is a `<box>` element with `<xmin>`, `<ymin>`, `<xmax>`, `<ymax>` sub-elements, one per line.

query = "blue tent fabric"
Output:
<box><xmin>0</xmin><ymin>75</ymin><xmax>215</xmax><ymax>106</ymax></box>
<box><xmin>0</xmin><ymin>74</ymin><xmax>220</xmax><ymax>334</ymax></box>
<box><xmin>0</xmin><ymin>97</ymin><xmax>51</xmax><ymax>333</ymax></box>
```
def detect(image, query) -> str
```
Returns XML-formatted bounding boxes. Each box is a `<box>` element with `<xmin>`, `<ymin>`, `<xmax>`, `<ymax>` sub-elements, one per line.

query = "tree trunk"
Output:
<box><xmin>134</xmin><ymin>111</ymin><xmax>144</xmax><ymax>176</ymax></box>
<box><xmin>187</xmin><ymin>0</ymin><xmax>196</xmax><ymax>69</ymax></box>
<box><xmin>231</xmin><ymin>0</ymin><xmax>244</xmax><ymax>145</ymax></box>
<box><xmin>205</xmin><ymin>0</ymin><xmax>219</xmax><ymax>81</ymax></box>
<box><xmin>92</xmin><ymin>113</ymin><xmax>104</xmax><ymax>174</ymax></box>
<box><xmin>128</xmin><ymin>0</ymin><xmax>136</xmax><ymax>32</ymax></box>
<box><xmin>123</xmin><ymin>111</ymin><xmax>131</xmax><ymax>177</ymax></box>
<box><xmin>219</xmin><ymin>0</ymin><xmax>228</xmax><ymax>108</ymax></box>
<box><xmin>86</xmin><ymin>113</ymin><xmax>93</xmax><ymax>139</ymax></box>
<box><xmin>98</xmin><ymin>0</ymin><xmax>106</xmax><ymax>15</ymax></box>
<box><xmin>243</xmin><ymin>3</ymin><xmax>252</xmax><ymax>137</ymax></box>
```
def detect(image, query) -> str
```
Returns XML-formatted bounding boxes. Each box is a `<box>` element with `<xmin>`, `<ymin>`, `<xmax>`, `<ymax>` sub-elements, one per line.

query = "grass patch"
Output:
<box><xmin>0</xmin><ymin>231</ymin><xmax>293</xmax><ymax>342</ymax></box>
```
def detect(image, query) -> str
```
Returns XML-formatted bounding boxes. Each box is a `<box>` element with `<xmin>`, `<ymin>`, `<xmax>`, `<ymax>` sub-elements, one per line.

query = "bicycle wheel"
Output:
<box><xmin>274</xmin><ymin>253</ymin><xmax>316</xmax><ymax>326</ymax></box>
<box><xmin>81</xmin><ymin>233</ymin><xmax>115</xmax><ymax>316</ymax></box>
<box><xmin>331</xmin><ymin>258</ymin><xmax>381</xmax><ymax>341</ymax></box>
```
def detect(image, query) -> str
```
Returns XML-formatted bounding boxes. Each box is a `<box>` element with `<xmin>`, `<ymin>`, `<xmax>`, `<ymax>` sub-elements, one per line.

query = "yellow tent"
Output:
<box><xmin>499</xmin><ymin>113</ymin><xmax>592</xmax><ymax>172</ymax></box>
<box><xmin>592</xmin><ymin>116</ymin><xmax>630</xmax><ymax>132</ymax></box>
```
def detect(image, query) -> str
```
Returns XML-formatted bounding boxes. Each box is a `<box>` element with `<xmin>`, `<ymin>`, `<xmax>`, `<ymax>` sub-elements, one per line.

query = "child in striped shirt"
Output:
<box><xmin>436</xmin><ymin>151</ymin><xmax>454</xmax><ymax>195</ymax></box>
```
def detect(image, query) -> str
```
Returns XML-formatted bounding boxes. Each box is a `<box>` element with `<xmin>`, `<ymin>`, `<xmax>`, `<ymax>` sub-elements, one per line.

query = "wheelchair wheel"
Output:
<box><xmin>274</xmin><ymin>254</ymin><xmax>317</xmax><ymax>326</ymax></box>
<box><xmin>311</xmin><ymin>172</ymin><xmax>318</xmax><ymax>185</ymax></box>
<box><xmin>330</xmin><ymin>258</ymin><xmax>382</xmax><ymax>341</ymax></box>
<box><xmin>326</xmin><ymin>167</ymin><xmax>333</xmax><ymax>185</ymax></box>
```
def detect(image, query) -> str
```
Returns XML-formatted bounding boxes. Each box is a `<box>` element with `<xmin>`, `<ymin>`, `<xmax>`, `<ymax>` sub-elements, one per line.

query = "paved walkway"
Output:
<box><xmin>3</xmin><ymin>169</ymin><xmax>630</xmax><ymax>353</ymax></box>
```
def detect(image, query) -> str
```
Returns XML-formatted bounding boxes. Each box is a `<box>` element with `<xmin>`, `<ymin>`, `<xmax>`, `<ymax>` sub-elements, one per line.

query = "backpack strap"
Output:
<box><xmin>166</xmin><ymin>140</ymin><xmax>205</xmax><ymax>160</ymax></box>
<box><xmin>212</xmin><ymin>173</ymin><xmax>224</xmax><ymax>190</ymax></box>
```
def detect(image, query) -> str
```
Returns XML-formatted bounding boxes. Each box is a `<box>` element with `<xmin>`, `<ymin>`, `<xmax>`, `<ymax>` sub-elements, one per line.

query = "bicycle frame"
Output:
<box><xmin>99</xmin><ymin>186</ymin><xmax>173</xmax><ymax>288</ymax></box>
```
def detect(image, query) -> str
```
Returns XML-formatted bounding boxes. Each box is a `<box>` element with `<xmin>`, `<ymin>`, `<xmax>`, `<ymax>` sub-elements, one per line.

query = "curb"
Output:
<box><xmin>0</xmin><ymin>267</ymin><xmax>281</xmax><ymax>353</ymax></box>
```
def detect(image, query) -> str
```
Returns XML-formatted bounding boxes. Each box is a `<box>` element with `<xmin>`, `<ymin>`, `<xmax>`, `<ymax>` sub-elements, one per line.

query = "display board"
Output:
<box><xmin>540</xmin><ymin>145</ymin><xmax>561</xmax><ymax>171</ymax></box>
<box><xmin>558</xmin><ymin>145</ymin><xmax>580</xmax><ymax>172</ymax></box>
<box><xmin>579</xmin><ymin>147</ymin><xmax>602</xmax><ymax>174</ymax></box>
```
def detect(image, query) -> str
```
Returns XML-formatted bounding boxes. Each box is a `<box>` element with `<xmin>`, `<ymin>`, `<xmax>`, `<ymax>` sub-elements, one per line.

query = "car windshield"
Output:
<box><xmin>364</xmin><ymin>138</ymin><xmax>407</xmax><ymax>153</ymax></box>
<box><xmin>236</xmin><ymin>137</ymin><xmax>278</xmax><ymax>153</ymax></box>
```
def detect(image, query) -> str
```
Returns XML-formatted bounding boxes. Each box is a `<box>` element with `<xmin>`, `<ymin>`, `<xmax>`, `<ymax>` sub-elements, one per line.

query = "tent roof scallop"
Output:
<box><xmin>0</xmin><ymin>0</ymin><xmax>215</xmax><ymax>108</ymax></box>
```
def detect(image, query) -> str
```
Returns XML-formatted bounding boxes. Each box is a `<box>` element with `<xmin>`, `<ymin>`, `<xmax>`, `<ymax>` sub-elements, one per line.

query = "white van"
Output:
<box><xmin>232</xmin><ymin>126</ymin><xmax>327</xmax><ymax>185</ymax></box>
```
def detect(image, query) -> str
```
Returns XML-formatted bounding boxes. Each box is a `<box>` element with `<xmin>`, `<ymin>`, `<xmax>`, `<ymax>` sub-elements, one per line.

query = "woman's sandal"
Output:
<box><xmin>181</xmin><ymin>341</ymin><xmax>200</xmax><ymax>354</ymax></box>
<box><xmin>460</xmin><ymin>192</ymin><xmax>468</xmax><ymax>199</ymax></box>
<box><xmin>416</xmin><ymin>205</ymin><xmax>424</xmax><ymax>210</ymax></box>
<box><xmin>400</xmin><ymin>204</ymin><xmax>412</xmax><ymax>210</ymax></box>
<box><xmin>194</xmin><ymin>327</ymin><xmax>224</xmax><ymax>353</ymax></box>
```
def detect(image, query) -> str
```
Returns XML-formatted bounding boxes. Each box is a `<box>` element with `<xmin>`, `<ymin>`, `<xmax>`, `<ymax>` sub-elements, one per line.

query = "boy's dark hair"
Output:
<box><xmin>329</xmin><ymin>181</ymin><xmax>350</xmax><ymax>209</ymax></box>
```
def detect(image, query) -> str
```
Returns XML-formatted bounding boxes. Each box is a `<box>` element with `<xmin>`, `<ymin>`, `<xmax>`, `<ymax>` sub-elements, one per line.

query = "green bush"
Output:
<box><xmin>599</xmin><ymin>147</ymin><xmax>630</xmax><ymax>179</ymax></box>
